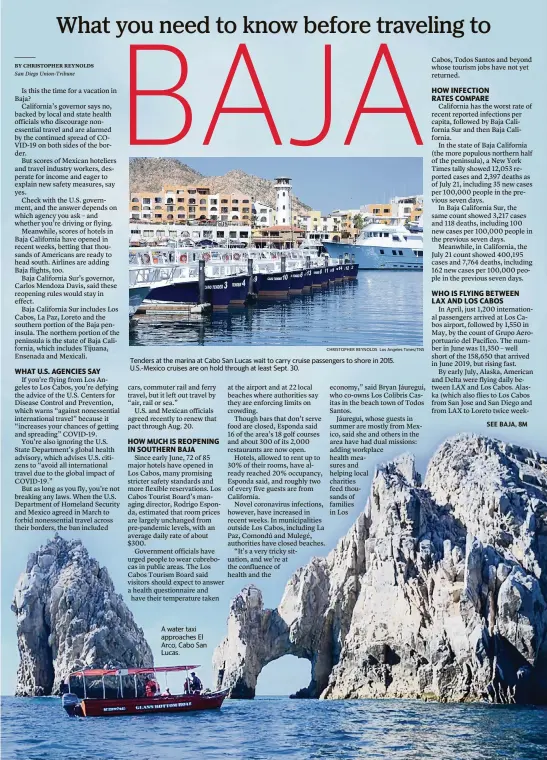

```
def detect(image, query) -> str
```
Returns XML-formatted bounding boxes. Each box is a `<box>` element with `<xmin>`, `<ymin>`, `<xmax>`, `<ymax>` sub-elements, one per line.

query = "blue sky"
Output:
<box><xmin>171</xmin><ymin>157</ymin><xmax>423</xmax><ymax>213</ymax></box>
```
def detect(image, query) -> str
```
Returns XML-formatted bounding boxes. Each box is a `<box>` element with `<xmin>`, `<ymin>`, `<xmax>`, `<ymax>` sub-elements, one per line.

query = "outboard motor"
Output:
<box><xmin>62</xmin><ymin>692</ymin><xmax>81</xmax><ymax>717</ymax></box>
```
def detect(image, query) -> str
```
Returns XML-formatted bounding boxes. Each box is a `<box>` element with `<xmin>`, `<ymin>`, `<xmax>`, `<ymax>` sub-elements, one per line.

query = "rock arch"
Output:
<box><xmin>214</xmin><ymin>438</ymin><xmax>547</xmax><ymax>704</ymax></box>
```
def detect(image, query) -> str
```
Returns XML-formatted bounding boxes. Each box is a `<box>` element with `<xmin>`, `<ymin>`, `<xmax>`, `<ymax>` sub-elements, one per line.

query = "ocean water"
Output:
<box><xmin>129</xmin><ymin>271</ymin><xmax>422</xmax><ymax>347</ymax></box>
<box><xmin>2</xmin><ymin>696</ymin><xmax>546</xmax><ymax>760</ymax></box>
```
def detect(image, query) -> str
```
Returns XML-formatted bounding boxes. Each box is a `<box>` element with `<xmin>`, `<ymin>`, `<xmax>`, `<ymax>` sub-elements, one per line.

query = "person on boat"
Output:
<box><xmin>189</xmin><ymin>672</ymin><xmax>203</xmax><ymax>693</ymax></box>
<box><xmin>145</xmin><ymin>676</ymin><xmax>160</xmax><ymax>698</ymax></box>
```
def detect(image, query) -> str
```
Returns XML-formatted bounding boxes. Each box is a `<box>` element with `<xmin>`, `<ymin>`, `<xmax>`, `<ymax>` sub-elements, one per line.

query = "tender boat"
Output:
<box><xmin>323</xmin><ymin>218</ymin><xmax>423</xmax><ymax>270</ymax></box>
<box><xmin>61</xmin><ymin>665</ymin><xmax>228</xmax><ymax>717</ymax></box>
<box><xmin>129</xmin><ymin>265</ymin><xmax>174</xmax><ymax>317</ymax></box>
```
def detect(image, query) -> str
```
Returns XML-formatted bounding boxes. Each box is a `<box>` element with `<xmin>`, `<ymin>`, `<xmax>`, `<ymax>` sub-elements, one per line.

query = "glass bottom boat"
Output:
<box><xmin>61</xmin><ymin>666</ymin><xmax>228</xmax><ymax>718</ymax></box>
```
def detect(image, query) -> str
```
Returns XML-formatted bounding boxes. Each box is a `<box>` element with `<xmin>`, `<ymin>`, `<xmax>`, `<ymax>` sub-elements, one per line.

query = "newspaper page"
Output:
<box><xmin>1</xmin><ymin>1</ymin><xmax>546</xmax><ymax>758</ymax></box>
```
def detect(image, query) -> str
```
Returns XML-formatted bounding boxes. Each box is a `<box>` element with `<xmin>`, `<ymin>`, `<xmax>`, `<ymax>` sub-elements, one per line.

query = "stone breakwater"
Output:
<box><xmin>12</xmin><ymin>535</ymin><xmax>152</xmax><ymax>695</ymax></box>
<box><xmin>213</xmin><ymin>434</ymin><xmax>547</xmax><ymax>704</ymax></box>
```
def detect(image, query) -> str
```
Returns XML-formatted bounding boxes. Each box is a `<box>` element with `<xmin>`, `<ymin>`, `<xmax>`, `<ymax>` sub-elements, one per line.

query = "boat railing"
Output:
<box><xmin>130</xmin><ymin>266</ymin><xmax>174</xmax><ymax>288</ymax></box>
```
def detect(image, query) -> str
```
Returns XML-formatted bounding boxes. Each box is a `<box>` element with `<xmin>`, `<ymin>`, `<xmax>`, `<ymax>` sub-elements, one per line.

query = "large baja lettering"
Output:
<box><xmin>290</xmin><ymin>45</ymin><xmax>332</xmax><ymax>147</ymax></box>
<box><xmin>204</xmin><ymin>44</ymin><xmax>281</xmax><ymax>145</ymax></box>
<box><xmin>345</xmin><ymin>43</ymin><xmax>423</xmax><ymax>145</ymax></box>
<box><xmin>129</xmin><ymin>45</ymin><xmax>192</xmax><ymax>145</ymax></box>
<box><xmin>128</xmin><ymin>44</ymin><xmax>421</xmax><ymax>146</ymax></box>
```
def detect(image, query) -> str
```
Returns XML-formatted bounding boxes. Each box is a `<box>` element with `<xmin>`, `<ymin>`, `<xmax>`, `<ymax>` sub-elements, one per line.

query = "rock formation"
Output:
<box><xmin>12</xmin><ymin>535</ymin><xmax>153</xmax><ymax>696</ymax></box>
<box><xmin>213</xmin><ymin>435</ymin><xmax>547</xmax><ymax>703</ymax></box>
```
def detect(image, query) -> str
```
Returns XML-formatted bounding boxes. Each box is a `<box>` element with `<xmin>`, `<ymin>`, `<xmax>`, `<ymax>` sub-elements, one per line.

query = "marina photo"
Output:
<box><xmin>128</xmin><ymin>158</ymin><xmax>423</xmax><ymax>346</ymax></box>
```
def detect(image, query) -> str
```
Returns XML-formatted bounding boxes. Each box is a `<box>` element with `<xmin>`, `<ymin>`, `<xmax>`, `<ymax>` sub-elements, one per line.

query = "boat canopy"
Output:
<box><xmin>69</xmin><ymin>665</ymin><xmax>200</xmax><ymax>678</ymax></box>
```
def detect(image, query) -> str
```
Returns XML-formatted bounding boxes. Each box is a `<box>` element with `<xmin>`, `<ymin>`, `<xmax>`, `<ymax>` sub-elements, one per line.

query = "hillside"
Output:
<box><xmin>129</xmin><ymin>158</ymin><xmax>312</xmax><ymax>214</ymax></box>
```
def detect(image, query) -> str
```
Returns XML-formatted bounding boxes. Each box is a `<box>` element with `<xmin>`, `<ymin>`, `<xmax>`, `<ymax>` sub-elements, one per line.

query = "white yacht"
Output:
<box><xmin>323</xmin><ymin>218</ymin><xmax>423</xmax><ymax>270</ymax></box>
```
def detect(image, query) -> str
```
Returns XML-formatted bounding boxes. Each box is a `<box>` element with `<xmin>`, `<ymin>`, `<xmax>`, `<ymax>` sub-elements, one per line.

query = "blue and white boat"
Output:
<box><xmin>323</xmin><ymin>219</ymin><xmax>423</xmax><ymax>271</ymax></box>
<box><xmin>129</xmin><ymin>264</ymin><xmax>174</xmax><ymax>317</ymax></box>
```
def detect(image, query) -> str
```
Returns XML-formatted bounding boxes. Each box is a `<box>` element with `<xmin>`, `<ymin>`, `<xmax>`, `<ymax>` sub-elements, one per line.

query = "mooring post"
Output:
<box><xmin>198</xmin><ymin>259</ymin><xmax>205</xmax><ymax>304</ymax></box>
<box><xmin>247</xmin><ymin>258</ymin><xmax>254</xmax><ymax>297</ymax></box>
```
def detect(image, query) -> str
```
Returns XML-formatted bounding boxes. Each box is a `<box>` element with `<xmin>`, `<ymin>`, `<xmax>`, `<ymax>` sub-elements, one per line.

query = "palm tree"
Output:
<box><xmin>352</xmin><ymin>214</ymin><xmax>364</xmax><ymax>230</ymax></box>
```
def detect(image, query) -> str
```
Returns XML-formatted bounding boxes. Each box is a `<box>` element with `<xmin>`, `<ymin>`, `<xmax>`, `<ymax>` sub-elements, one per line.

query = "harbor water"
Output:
<box><xmin>129</xmin><ymin>271</ymin><xmax>422</xmax><ymax>347</ymax></box>
<box><xmin>2</xmin><ymin>696</ymin><xmax>546</xmax><ymax>760</ymax></box>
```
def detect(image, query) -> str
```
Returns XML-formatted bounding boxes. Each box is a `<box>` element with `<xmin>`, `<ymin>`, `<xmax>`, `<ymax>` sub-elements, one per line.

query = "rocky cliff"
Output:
<box><xmin>213</xmin><ymin>435</ymin><xmax>547</xmax><ymax>704</ymax></box>
<box><xmin>12</xmin><ymin>536</ymin><xmax>153</xmax><ymax>696</ymax></box>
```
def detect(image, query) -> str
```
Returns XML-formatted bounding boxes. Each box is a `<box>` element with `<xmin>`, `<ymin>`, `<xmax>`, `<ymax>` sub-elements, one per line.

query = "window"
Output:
<box><xmin>131</xmin><ymin>205</ymin><xmax>139</xmax><ymax>211</ymax></box>
<box><xmin>154</xmin><ymin>214</ymin><xmax>162</xmax><ymax>219</ymax></box>
<box><xmin>229</xmin><ymin>231</ymin><xmax>237</xmax><ymax>238</ymax></box>
<box><xmin>167</xmin><ymin>206</ymin><xmax>174</xmax><ymax>212</ymax></box>
<box><xmin>143</xmin><ymin>198</ymin><xmax>151</xmax><ymax>204</ymax></box>
<box><xmin>380</xmin><ymin>250</ymin><xmax>384</xmax><ymax>254</ymax></box>
<box><xmin>384</xmin><ymin>208</ymin><xmax>390</xmax><ymax>213</ymax></box>
<box><xmin>177</xmin><ymin>214</ymin><xmax>185</xmax><ymax>219</ymax></box>
<box><xmin>392</xmin><ymin>250</ymin><xmax>397</xmax><ymax>255</ymax></box>
<box><xmin>166</xmin><ymin>197</ymin><xmax>174</xmax><ymax>204</ymax></box>
<box><xmin>142</xmin><ymin>214</ymin><xmax>151</xmax><ymax>220</ymax></box>
<box><xmin>155</xmin><ymin>197</ymin><xmax>162</xmax><ymax>203</ymax></box>
<box><xmin>373</xmin><ymin>208</ymin><xmax>380</xmax><ymax>214</ymax></box>
<box><xmin>242</xmin><ymin>207</ymin><xmax>250</xmax><ymax>213</ymax></box>
<box><xmin>232</xmin><ymin>199</ymin><xmax>239</xmax><ymax>204</ymax></box>
<box><xmin>399</xmin><ymin>251</ymin><xmax>403</xmax><ymax>255</ymax></box>
<box><xmin>131</xmin><ymin>213</ymin><xmax>139</xmax><ymax>219</ymax></box>
<box><xmin>221</xmin><ymin>207</ymin><xmax>228</xmax><ymax>213</ymax></box>
<box><xmin>216</xmin><ymin>231</ymin><xmax>224</xmax><ymax>238</ymax></box>
<box><xmin>178</xmin><ymin>205</ymin><xmax>185</xmax><ymax>210</ymax></box>
<box><xmin>240</xmin><ymin>231</ymin><xmax>249</xmax><ymax>238</ymax></box>
<box><xmin>131</xmin><ymin>197</ymin><xmax>139</xmax><ymax>203</ymax></box>
<box><xmin>167</xmin><ymin>214</ymin><xmax>173</xmax><ymax>220</ymax></box>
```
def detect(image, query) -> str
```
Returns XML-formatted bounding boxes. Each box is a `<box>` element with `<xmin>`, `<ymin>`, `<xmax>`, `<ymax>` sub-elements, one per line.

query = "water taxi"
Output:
<box><xmin>61</xmin><ymin>665</ymin><xmax>228</xmax><ymax>717</ymax></box>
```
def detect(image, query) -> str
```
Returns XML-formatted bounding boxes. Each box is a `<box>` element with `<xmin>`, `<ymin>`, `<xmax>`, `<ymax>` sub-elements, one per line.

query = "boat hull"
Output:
<box><xmin>129</xmin><ymin>286</ymin><xmax>151</xmax><ymax>317</ymax></box>
<box><xmin>253</xmin><ymin>272</ymin><xmax>290</xmax><ymax>299</ymax></box>
<box><xmin>144</xmin><ymin>275</ymin><xmax>250</xmax><ymax>308</ymax></box>
<box><xmin>288</xmin><ymin>270</ymin><xmax>305</xmax><ymax>295</ymax></box>
<box><xmin>206</xmin><ymin>275</ymin><xmax>250</xmax><ymax>309</ymax></box>
<box><xmin>324</xmin><ymin>242</ymin><xmax>423</xmax><ymax>271</ymax></box>
<box><xmin>63</xmin><ymin>690</ymin><xmax>228</xmax><ymax>717</ymax></box>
